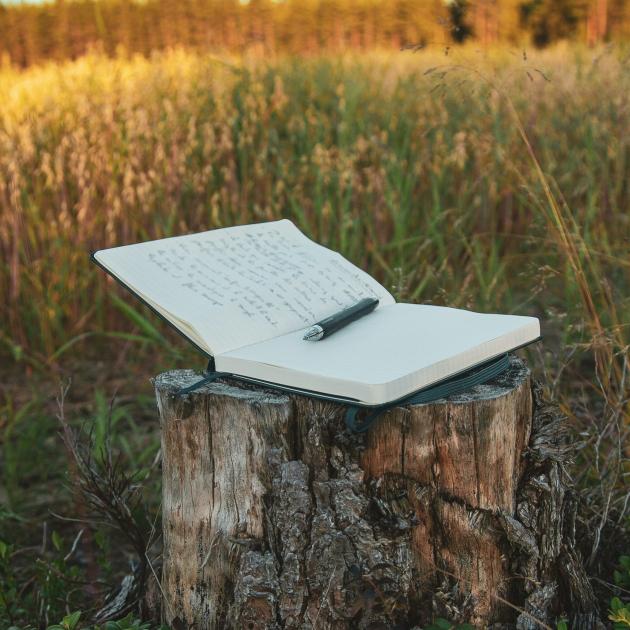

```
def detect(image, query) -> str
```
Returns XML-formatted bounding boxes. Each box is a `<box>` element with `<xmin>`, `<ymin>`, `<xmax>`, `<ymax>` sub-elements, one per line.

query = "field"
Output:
<box><xmin>1</xmin><ymin>45</ymin><xmax>629</xmax><ymax>626</ymax></box>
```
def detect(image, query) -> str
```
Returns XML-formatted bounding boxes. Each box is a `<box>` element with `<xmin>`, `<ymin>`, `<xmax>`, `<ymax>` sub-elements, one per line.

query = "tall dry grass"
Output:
<box><xmin>0</xmin><ymin>48</ymin><xmax>628</xmax><ymax>422</ymax></box>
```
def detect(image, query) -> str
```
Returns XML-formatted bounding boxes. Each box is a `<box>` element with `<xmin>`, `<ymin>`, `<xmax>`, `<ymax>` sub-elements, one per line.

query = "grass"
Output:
<box><xmin>1</xmin><ymin>47</ymin><xmax>628</xmax><ymax>358</ymax></box>
<box><xmin>0</xmin><ymin>44</ymin><xmax>629</xmax><ymax>626</ymax></box>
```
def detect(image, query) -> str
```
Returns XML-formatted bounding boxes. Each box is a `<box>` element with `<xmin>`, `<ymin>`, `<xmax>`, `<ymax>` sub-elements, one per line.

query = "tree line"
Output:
<box><xmin>0</xmin><ymin>0</ymin><xmax>627</xmax><ymax>67</ymax></box>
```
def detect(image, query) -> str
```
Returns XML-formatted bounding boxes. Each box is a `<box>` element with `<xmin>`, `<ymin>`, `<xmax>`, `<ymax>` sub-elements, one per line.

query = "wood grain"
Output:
<box><xmin>154</xmin><ymin>356</ymin><xmax>599</xmax><ymax>629</ymax></box>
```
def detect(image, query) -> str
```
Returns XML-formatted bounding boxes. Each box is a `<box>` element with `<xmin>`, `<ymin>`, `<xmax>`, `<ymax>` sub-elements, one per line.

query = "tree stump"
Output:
<box><xmin>154</xmin><ymin>356</ymin><xmax>599</xmax><ymax>629</ymax></box>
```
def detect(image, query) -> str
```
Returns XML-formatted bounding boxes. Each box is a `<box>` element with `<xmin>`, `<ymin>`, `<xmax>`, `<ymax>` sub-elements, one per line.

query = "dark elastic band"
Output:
<box><xmin>176</xmin><ymin>354</ymin><xmax>511</xmax><ymax>432</ymax></box>
<box><xmin>177</xmin><ymin>371</ymin><xmax>229</xmax><ymax>395</ymax></box>
<box><xmin>344</xmin><ymin>353</ymin><xmax>511</xmax><ymax>433</ymax></box>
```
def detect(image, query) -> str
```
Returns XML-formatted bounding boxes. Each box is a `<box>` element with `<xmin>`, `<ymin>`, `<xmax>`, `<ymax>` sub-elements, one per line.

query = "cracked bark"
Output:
<box><xmin>154</xmin><ymin>356</ymin><xmax>599</xmax><ymax>629</ymax></box>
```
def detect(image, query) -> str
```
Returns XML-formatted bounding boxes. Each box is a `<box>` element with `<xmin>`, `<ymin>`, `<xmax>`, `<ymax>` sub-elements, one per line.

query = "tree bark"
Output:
<box><xmin>154</xmin><ymin>355</ymin><xmax>600</xmax><ymax>629</ymax></box>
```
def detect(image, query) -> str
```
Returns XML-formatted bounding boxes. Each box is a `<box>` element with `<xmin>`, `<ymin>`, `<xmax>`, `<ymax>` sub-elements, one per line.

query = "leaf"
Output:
<box><xmin>612</xmin><ymin>597</ymin><xmax>624</xmax><ymax>612</ymax></box>
<box><xmin>51</xmin><ymin>530</ymin><xmax>62</xmax><ymax>551</ymax></box>
<box><xmin>0</xmin><ymin>539</ymin><xmax>7</xmax><ymax>559</ymax></box>
<box><xmin>610</xmin><ymin>605</ymin><xmax>630</xmax><ymax>628</ymax></box>
<box><xmin>62</xmin><ymin>611</ymin><xmax>81</xmax><ymax>630</ymax></box>
<box><xmin>0</xmin><ymin>334</ymin><xmax>24</xmax><ymax>362</ymax></box>
<box><xmin>556</xmin><ymin>620</ymin><xmax>568</xmax><ymax>630</ymax></box>
<box><xmin>109</xmin><ymin>293</ymin><xmax>166</xmax><ymax>345</ymax></box>
<box><xmin>49</xmin><ymin>331</ymin><xmax>152</xmax><ymax>361</ymax></box>
<box><xmin>94</xmin><ymin>528</ymin><xmax>108</xmax><ymax>550</ymax></box>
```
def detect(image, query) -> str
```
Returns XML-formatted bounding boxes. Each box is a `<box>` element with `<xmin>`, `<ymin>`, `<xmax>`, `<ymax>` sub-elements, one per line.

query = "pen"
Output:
<box><xmin>303</xmin><ymin>297</ymin><xmax>379</xmax><ymax>341</ymax></box>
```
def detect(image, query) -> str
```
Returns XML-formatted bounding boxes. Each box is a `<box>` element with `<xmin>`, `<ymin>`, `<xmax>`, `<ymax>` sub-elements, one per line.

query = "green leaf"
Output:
<box><xmin>613</xmin><ymin>570</ymin><xmax>630</xmax><ymax>586</ymax></box>
<box><xmin>620</xmin><ymin>555</ymin><xmax>630</xmax><ymax>570</ymax></box>
<box><xmin>434</xmin><ymin>620</ymin><xmax>454</xmax><ymax>630</ymax></box>
<box><xmin>110</xmin><ymin>293</ymin><xmax>166</xmax><ymax>344</ymax></box>
<box><xmin>8</xmin><ymin>341</ymin><xmax>23</xmax><ymax>361</ymax></box>
<box><xmin>556</xmin><ymin>620</ymin><xmax>568</xmax><ymax>630</ymax></box>
<box><xmin>62</xmin><ymin>611</ymin><xmax>81</xmax><ymax>630</ymax></box>
<box><xmin>611</xmin><ymin>596</ymin><xmax>624</xmax><ymax>612</ymax></box>
<box><xmin>49</xmin><ymin>331</ymin><xmax>152</xmax><ymax>361</ymax></box>
<box><xmin>94</xmin><ymin>528</ymin><xmax>108</xmax><ymax>550</ymax></box>
<box><xmin>51</xmin><ymin>530</ymin><xmax>62</xmax><ymax>551</ymax></box>
<box><xmin>0</xmin><ymin>539</ymin><xmax>7</xmax><ymax>559</ymax></box>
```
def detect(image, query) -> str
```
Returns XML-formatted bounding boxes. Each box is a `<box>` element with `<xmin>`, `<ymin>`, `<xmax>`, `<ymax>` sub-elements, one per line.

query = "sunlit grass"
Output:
<box><xmin>0</xmin><ymin>46</ymin><xmax>628</xmax><ymax>403</ymax></box>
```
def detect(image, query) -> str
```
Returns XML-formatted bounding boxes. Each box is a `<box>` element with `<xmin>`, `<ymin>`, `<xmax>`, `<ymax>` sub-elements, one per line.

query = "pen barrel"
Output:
<box><xmin>318</xmin><ymin>297</ymin><xmax>379</xmax><ymax>338</ymax></box>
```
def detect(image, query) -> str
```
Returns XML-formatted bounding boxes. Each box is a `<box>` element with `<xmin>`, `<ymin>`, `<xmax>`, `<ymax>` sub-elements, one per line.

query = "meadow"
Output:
<box><xmin>0</xmin><ymin>46</ymin><xmax>629</xmax><ymax>626</ymax></box>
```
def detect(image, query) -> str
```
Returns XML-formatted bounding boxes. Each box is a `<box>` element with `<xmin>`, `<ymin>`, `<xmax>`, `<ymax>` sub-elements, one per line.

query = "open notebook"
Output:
<box><xmin>92</xmin><ymin>219</ymin><xmax>540</xmax><ymax>405</ymax></box>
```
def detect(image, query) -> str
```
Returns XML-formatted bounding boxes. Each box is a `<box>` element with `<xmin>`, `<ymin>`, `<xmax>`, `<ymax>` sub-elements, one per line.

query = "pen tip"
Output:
<box><xmin>303</xmin><ymin>325</ymin><xmax>324</xmax><ymax>341</ymax></box>
<box><xmin>303</xmin><ymin>327</ymin><xmax>322</xmax><ymax>341</ymax></box>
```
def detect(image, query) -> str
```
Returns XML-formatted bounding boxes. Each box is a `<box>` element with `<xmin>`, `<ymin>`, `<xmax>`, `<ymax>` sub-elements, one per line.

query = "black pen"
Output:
<box><xmin>302</xmin><ymin>297</ymin><xmax>379</xmax><ymax>341</ymax></box>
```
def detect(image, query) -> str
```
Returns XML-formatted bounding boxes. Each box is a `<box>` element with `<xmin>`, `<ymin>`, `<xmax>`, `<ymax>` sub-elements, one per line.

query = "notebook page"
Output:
<box><xmin>94</xmin><ymin>220</ymin><xmax>394</xmax><ymax>355</ymax></box>
<box><xmin>216</xmin><ymin>303</ymin><xmax>540</xmax><ymax>404</ymax></box>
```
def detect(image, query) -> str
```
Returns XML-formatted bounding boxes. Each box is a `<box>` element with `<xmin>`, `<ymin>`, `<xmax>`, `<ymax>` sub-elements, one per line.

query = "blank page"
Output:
<box><xmin>216</xmin><ymin>303</ymin><xmax>540</xmax><ymax>404</ymax></box>
<box><xmin>94</xmin><ymin>220</ymin><xmax>394</xmax><ymax>355</ymax></box>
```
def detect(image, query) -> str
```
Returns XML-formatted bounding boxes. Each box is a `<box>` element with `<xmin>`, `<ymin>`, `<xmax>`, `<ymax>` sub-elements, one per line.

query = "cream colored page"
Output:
<box><xmin>216</xmin><ymin>304</ymin><xmax>540</xmax><ymax>403</ymax></box>
<box><xmin>94</xmin><ymin>219</ymin><xmax>394</xmax><ymax>355</ymax></box>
